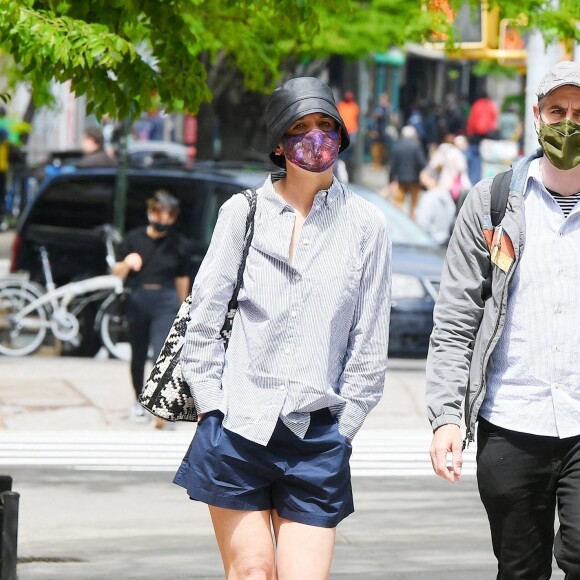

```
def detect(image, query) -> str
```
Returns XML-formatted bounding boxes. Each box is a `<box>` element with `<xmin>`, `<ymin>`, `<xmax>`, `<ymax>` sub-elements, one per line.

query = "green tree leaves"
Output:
<box><xmin>0</xmin><ymin>1</ymin><xmax>578</xmax><ymax>121</ymax></box>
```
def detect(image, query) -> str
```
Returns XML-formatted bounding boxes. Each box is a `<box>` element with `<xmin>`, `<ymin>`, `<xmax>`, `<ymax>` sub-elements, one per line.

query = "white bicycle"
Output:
<box><xmin>0</xmin><ymin>226</ymin><xmax>126</xmax><ymax>357</ymax></box>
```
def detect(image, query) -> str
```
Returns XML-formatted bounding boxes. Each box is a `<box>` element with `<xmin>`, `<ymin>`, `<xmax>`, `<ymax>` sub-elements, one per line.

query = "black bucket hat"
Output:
<box><xmin>266</xmin><ymin>77</ymin><xmax>350</xmax><ymax>168</ymax></box>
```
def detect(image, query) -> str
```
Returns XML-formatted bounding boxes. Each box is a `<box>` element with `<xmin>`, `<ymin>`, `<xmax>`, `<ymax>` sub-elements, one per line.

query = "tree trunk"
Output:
<box><xmin>195</xmin><ymin>88</ymin><xmax>270</xmax><ymax>163</ymax></box>
<box><xmin>195</xmin><ymin>102</ymin><xmax>216</xmax><ymax>160</ymax></box>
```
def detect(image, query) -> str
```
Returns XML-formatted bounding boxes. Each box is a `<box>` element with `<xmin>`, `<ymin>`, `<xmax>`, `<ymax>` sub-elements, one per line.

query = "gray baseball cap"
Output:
<box><xmin>536</xmin><ymin>60</ymin><xmax>580</xmax><ymax>99</ymax></box>
<box><xmin>265</xmin><ymin>77</ymin><xmax>350</xmax><ymax>168</ymax></box>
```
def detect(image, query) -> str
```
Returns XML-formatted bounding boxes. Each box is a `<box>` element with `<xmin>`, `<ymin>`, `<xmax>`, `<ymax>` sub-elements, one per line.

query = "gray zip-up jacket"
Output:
<box><xmin>426</xmin><ymin>148</ymin><xmax>543</xmax><ymax>445</ymax></box>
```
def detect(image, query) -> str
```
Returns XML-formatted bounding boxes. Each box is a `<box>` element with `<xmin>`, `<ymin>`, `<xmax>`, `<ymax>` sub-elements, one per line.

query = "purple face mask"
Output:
<box><xmin>283</xmin><ymin>129</ymin><xmax>340</xmax><ymax>173</ymax></box>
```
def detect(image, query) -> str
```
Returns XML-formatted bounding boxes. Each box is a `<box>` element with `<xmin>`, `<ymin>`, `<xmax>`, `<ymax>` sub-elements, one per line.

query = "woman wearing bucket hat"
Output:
<box><xmin>174</xmin><ymin>77</ymin><xmax>392</xmax><ymax>578</ymax></box>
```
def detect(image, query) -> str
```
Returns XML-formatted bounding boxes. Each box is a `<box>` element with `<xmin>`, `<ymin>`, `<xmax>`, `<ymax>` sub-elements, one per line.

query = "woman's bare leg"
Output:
<box><xmin>271</xmin><ymin>510</ymin><xmax>336</xmax><ymax>580</ymax></box>
<box><xmin>209</xmin><ymin>506</ymin><xmax>276</xmax><ymax>580</ymax></box>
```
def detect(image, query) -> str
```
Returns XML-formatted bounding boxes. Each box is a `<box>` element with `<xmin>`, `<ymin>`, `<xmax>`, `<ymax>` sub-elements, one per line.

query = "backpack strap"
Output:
<box><xmin>490</xmin><ymin>169</ymin><xmax>512</xmax><ymax>227</ymax></box>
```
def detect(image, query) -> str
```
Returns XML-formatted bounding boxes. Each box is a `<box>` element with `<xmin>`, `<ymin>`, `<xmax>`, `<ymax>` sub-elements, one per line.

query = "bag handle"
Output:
<box><xmin>219</xmin><ymin>188</ymin><xmax>257</xmax><ymax>347</ymax></box>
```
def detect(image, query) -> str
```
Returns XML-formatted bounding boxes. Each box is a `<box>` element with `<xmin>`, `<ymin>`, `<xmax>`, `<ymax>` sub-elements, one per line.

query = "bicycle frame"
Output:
<box><xmin>9</xmin><ymin>275</ymin><xmax>123</xmax><ymax>332</ymax></box>
<box><xmin>1</xmin><ymin>225</ymin><xmax>125</xmax><ymax>355</ymax></box>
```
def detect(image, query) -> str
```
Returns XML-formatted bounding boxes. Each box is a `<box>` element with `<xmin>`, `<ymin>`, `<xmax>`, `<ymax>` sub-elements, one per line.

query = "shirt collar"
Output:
<box><xmin>261</xmin><ymin>174</ymin><xmax>344</xmax><ymax>216</ymax></box>
<box><xmin>524</xmin><ymin>157</ymin><xmax>544</xmax><ymax>199</ymax></box>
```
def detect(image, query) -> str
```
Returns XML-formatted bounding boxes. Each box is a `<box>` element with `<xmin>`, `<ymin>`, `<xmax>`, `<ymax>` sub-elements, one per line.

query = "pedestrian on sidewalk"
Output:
<box><xmin>0</xmin><ymin>107</ymin><xmax>10</xmax><ymax>231</ymax></box>
<box><xmin>465</xmin><ymin>90</ymin><xmax>499</xmax><ymax>185</ymax></box>
<box><xmin>388</xmin><ymin>125</ymin><xmax>427</xmax><ymax>219</ymax></box>
<box><xmin>368</xmin><ymin>92</ymin><xmax>391</xmax><ymax>168</ymax></box>
<box><xmin>336</xmin><ymin>89</ymin><xmax>360</xmax><ymax>177</ymax></box>
<box><xmin>174</xmin><ymin>76</ymin><xmax>392</xmax><ymax>579</ymax></box>
<box><xmin>112</xmin><ymin>191</ymin><xmax>191</xmax><ymax>427</ymax></box>
<box><xmin>76</xmin><ymin>126</ymin><xmax>117</xmax><ymax>168</ymax></box>
<box><xmin>414</xmin><ymin>167</ymin><xmax>456</xmax><ymax>246</ymax></box>
<box><xmin>426</xmin><ymin>60</ymin><xmax>580</xmax><ymax>578</ymax></box>
<box><xmin>426</xmin><ymin>132</ymin><xmax>470</xmax><ymax>206</ymax></box>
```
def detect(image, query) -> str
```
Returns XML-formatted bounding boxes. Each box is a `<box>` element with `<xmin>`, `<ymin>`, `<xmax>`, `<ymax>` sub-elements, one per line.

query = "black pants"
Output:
<box><xmin>126</xmin><ymin>287</ymin><xmax>179</xmax><ymax>397</ymax></box>
<box><xmin>477</xmin><ymin>417</ymin><xmax>580</xmax><ymax>580</ymax></box>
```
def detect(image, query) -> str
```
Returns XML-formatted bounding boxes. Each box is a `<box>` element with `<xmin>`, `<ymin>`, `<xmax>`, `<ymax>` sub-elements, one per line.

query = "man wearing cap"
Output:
<box><xmin>426</xmin><ymin>60</ymin><xmax>580</xmax><ymax>578</ymax></box>
<box><xmin>175</xmin><ymin>77</ymin><xmax>392</xmax><ymax>578</ymax></box>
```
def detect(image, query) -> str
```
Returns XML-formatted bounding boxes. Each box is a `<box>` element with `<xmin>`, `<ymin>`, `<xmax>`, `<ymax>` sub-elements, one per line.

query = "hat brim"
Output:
<box><xmin>537</xmin><ymin>80</ymin><xmax>580</xmax><ymax>99</ymax></box>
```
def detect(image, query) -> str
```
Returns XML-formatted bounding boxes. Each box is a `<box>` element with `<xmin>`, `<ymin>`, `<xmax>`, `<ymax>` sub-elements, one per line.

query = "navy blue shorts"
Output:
<box><xmin>173</xmin><ymin>409</ymin><xmax>354</xmax><ymax>528</ymax></box>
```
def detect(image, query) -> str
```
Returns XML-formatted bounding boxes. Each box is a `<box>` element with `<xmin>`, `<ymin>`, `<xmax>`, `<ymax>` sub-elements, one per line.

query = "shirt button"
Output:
<box><xmin>284</xmin><ymin>347</ymin><xmax>291</xmax><ymax>354</ymax></box>
<box><xmin>290</xmin><ymin>311</ymin><xmax>297</xmax><ymax>318</ymax></box>
<box><xmin>294</xmin><ymin>274</ymin><xmax>301</xmax><ymax>281</ymax></box>
<box><xmin>302</xmin><ymin>239</ymin><xmax>310</xmax><ymax>245</ymax></box>
<box><xmin>278</xmin><ymin>384</ymin><xmax>285</xmax><ymax>391</ymax></box>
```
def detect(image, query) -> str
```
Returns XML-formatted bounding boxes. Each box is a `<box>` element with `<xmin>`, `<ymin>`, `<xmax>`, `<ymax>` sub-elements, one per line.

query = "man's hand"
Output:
<box><xmin>429</xmin><ymin>424</ymin><xmax>463</xmax><ymax>483</ymax></box>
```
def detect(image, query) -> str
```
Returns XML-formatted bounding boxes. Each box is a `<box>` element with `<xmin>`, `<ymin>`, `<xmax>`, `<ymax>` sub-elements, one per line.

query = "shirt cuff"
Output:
<box><xmin>430</xmin><ymin>413</ymin><xmax>461</xmax><ymax>432</ymax></box>
<box><xmin>337</xmin><ymin>401</ymin><xmax>367</xmax><ymax>442</ymax></box>
<box><xmin>190</xmin><ymin>381</ymin><xmax>223</xmax><ymax>415</ymax></box>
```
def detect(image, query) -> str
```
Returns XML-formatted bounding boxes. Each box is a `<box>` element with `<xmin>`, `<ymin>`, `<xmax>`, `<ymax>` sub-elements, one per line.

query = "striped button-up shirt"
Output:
<box><xmin>480</xmin><ymin>159</ymin><xmax>580</xmax><ymax>438</ymax></box>
<box><xmin>181</xmin><ymin>175</ymin><xmax>392</xmax><ymax>445</ymax></box>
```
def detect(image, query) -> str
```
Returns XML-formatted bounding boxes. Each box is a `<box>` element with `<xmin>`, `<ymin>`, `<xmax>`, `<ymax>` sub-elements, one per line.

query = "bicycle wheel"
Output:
<box><xmin>0</xmin><ymin>278</ymin><xmax>45</xmax><ymax>300</ymax></box>
<box><xmin>99</xmin><ymin>292</ymin><xmax>131</xmax><ymax>362</ymax></box>
<box><xmin>60</xmin><ymin>300</ymin><xmax>102</xmax><ymax>358</ymax></box>
<box><xmin>0</xmin><ymin>287</ymin><xmax>48</xmax><ymax>356</ymax></box>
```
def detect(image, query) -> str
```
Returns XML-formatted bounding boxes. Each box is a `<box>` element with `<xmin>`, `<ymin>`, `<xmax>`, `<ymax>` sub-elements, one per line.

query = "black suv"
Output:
<box><xmin>10</xmin><ymin>164</ymin><xmax>444</xmax><ymax>358</ymax></box>
<box><xmin>11</xmin><ymin>164</ymin><xmax>269</xmax><ymax>286</ymax></box>
<box><xmin>9</xmin><ymin>164</ymin><xmax>269</xmax><ymax>355</ymax></box>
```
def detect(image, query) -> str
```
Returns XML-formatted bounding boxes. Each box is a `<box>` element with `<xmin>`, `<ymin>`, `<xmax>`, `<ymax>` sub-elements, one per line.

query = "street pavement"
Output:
<box><xmin>0</xmin><ymin>355</ymin><xmax>565</xmax><ymax>580</ymax></box>
<box><xmin>0</xmin><ymin>228</ymin><xmax>565</xmax><ymax>579</ymax></box>
<box><xmin>1</xmin><ymin>355</ymin><xmax>494</xmax><ymax>580</ymax></box>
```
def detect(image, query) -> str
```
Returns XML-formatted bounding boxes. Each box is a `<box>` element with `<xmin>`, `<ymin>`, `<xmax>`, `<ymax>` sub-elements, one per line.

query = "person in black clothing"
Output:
<box><xmin>113</xmin><ymin>190</ymin><xmax>191</xmax><ymax>425</ymax></box>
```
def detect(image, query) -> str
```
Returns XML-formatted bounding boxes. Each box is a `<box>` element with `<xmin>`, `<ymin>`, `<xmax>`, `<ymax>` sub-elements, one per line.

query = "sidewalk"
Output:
<box><xmin>0</xmin><ymin>354</ymin><xmax>429</xmax><ymax>432</ymax></box>
<box><xmin>0</xmin><ymin>355</ymin><xmax>148</xmax><ymax>432</ymax></box>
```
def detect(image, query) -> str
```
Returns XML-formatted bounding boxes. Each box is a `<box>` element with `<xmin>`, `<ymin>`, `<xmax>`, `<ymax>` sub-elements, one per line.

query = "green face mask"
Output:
<box><xmin>538</xmin><ymin>119</ymin><xmax>580</xmax><ymax>171</ymax></box>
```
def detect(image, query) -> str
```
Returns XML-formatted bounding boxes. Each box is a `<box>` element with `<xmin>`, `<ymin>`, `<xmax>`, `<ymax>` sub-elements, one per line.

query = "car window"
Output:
<box><xmin>126</xmin><ymin>175</ymin><xmax>209</xmax><ymax>243</ymax></box>
<box><xmin>25</xmin><ymin>176</ymin><xmax>115</xmax><ymax>229</ymax></box>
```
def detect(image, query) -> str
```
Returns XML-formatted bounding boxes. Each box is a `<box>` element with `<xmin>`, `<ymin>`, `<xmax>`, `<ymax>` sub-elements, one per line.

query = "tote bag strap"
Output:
<box><xmin>220</xmin><ymin>188</ymin><xmax>257</xmax><ymax>346</ymax></box>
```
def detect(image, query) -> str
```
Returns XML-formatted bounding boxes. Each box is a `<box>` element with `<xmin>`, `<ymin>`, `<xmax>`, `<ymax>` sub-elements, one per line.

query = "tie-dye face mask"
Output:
<box><xmin>283</xmin><ymin>129</ymin><xmax>340</xmax><ymax>173</ymax></box>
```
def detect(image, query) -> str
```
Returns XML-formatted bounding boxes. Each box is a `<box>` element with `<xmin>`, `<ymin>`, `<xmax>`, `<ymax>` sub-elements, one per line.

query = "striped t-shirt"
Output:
<box><xmin>548</xmin><ymin>189</ymin><xmax>580</xmax><ymax>217</ymax></box>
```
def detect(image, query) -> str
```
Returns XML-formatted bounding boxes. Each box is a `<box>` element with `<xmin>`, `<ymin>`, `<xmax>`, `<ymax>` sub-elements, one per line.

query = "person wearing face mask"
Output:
<box><xmin>174</xmin><ymin>77</ymin><xmax>392</xmax><ymax>578</ymax></box>
<box><xmin>426</xmin><ymin>60</ymin><xmax>580</xmax><ymax>578</ymax></box>
<box><xmin>113</xmin><ymin>190</ymin><xmax>191</xmax><ymax>426</ymax></box>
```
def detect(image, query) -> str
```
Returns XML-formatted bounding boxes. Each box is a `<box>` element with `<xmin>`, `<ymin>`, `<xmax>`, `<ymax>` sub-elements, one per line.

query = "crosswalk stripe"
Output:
<box><xmin>0</xmin><ymin>430</ymin><xmax>477</xmax><ymax>476</ymax></box>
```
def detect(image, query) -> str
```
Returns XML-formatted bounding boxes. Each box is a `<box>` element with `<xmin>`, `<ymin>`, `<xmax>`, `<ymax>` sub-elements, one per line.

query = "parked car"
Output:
<box><xmin>9</xmin><ymin>164</ymin><xmax>443</xmax><ymax>357</ymax></box>
<box><xmin>349</xmin><ymin>185</ymin><xmax>444</xmax><ymax>356</ymax></box>
<box><xmin>126</xmin><ymin>140</ymin><xmax>191</xmax><ymax>168</ymax></box>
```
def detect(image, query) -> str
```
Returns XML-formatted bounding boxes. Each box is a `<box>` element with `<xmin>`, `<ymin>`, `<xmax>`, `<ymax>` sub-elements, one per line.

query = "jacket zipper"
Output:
<box><xmin>463</xmin><ymin>260</ymin><xmax>514</xmax><ymax>450</ymax></box>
